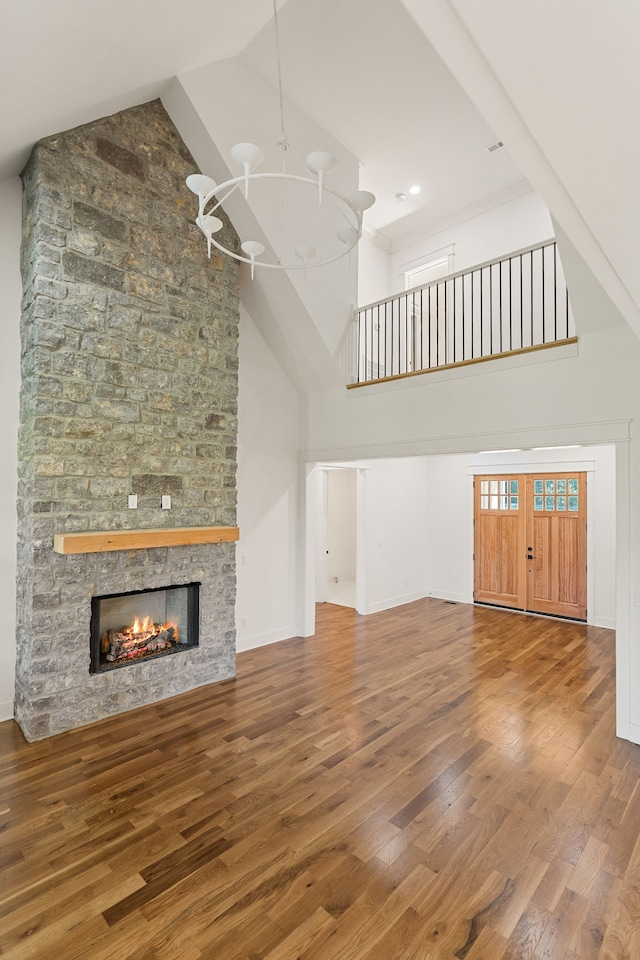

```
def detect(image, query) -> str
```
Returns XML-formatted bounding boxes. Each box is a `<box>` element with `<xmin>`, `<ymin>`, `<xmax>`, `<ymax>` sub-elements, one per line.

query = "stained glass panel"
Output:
<box><xmin>556</xmin><ymin>479</ymin><xmax>567</xmax><ymax>494</ymax></box>
<box><xmin>557</xmin><ymin>496</ymin><xmax>566</xmax><ymax>511</ymax></box>
<box><xmin>545</xmin><ymin>480</ymin><xmax>555</xmax><ymax>495</ymax></box>
<box><xmin>534</xmin><ymin>496</ymin><xmax>543</xmax><ymax>511</ymax></box>
<box><xmin>545</xmin><ymin>496</ymin><xmax>555</xmax><ymax>511</ymax></box>
<box><xmin>534</xmin><ymin>480</ymin><xmax>543</xmax><ymax>495</ymax></box>
<box><xmin>568</xmin><ymin>479</ymin><xmax>579</xmax><ymax>494</ymax></box>
<box><xmin>510</xmin><ymin>480</ymin><xmax>519</xmax><ymax>495</ymax></box>
<box><xmin>569</xmin><ymin>496</ymin><xmax>579</xmax><ymax>511</ymax></box>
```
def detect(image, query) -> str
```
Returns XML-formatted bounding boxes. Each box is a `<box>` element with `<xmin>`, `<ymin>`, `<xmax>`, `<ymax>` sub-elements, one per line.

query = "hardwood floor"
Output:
<box><xmin>0</xmin><ymin>598</ymin><xmax>638</xmax><ymax>959</ymax></box>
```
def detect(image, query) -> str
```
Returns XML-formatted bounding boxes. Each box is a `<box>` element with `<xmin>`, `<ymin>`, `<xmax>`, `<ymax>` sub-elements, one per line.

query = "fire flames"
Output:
<box><xmin>102</xmin><ymin>616</ymin><xmax>179</xmax><ymax>663</ymax></box>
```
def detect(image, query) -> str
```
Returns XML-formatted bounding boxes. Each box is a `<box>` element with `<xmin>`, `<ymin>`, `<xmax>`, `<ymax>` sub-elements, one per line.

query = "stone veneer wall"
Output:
<box><xmin>16</xmin><ymin>101</ymin><xmax>240</xmax><ymax>741</ymax></box>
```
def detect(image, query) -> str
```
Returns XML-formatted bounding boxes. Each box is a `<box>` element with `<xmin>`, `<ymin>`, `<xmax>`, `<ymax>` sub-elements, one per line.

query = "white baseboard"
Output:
<box><xmin>236</xmin><ymin>625</ymin><xmax>299</xmax><ymax>653</ymax></box>
<box><xmin>427</xmin><ymin>590</ymin><xmax>472</xmax><ymax>605</ymax></box>
<box><xmin>364</xmin><ymin>590</ymin><xmax>428</xmax><ymax>615</ymax></box>
<box><xmin>616</xmin><ymin>716</ymin><xmax>640</xmax><ymax>746</ymax></box>
<box><xmin>0</xmin><ymin>700</ymin><xmax>14</xmax><ymax>723</ymax></box>
<box><xmin>591</xmin><ymin>615</ymin><xmax>616</xmax><ymax>629</ymax></box>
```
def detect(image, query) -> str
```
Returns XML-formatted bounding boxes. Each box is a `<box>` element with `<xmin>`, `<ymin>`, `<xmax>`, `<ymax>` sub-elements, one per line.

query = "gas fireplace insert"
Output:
<box><xmin>90</xmin><ymin>582</ymin><xmax>200</xmax><ymax>673</ymax></box>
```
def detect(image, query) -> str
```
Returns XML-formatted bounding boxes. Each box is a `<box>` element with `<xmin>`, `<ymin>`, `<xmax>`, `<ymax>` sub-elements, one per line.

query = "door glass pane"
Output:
<box><xmin>545</xmin><ymin>480</ymin><xmax>555</xmax><ymax>494</ymax></box>
<box><xmin>556</xmin><ymin>479</ymin><xmax>567</xmax><ymax>494</ymax></box>
<box><xmin>481</xmin><ymin>495</ymin><xmax>489</xmax><ymax>509</ymax></box>
<box><xmin>569</xmin><ymin>496</ymin><xmax>579</xmax><ymax>511</ymax></box>
<box><xmin>568</xmin><ymin>479</ymin><xmax>579</xmax><ymax>494</ymax></box>
<box><xmin>490</xmin><ymin>495</ymin><xmax>498</xmax><ymax>509</ymax></box>
<box><xmin>510</xmin><ymin>496</ymin><xmax>518</xmax><ymax>510</ymax></box>
<box><xmin>534</xmin><ymin>480</ymin><xmax>543</xmax><ymax>495</ymax></box>
<box><xmin>499</xmin><ymin>480</ymin><xmax>508</xmax><ymax>495</ymax></box>
<box><xmin>556</xmin><ymin>496</ymin><xmax>566</xmax><ymax>511</ymax></box>
<box><xmin>490</xmin><ymin>480</ymin><xmax>498</xmax><ymax>495</ymax></box>
<box><xmin>534</xmin><ymin>496</ymin><xmax>543</xmax><ymax>510</ymax></box>
<box><xmin>499</xmin><ymin>495</ymin><xmax>508</xmax><ymax>510</ymax></box>
<box><xmin>480</xmin><ymin>480</ymin><xmax>488</xmax><ymax>495</ymax></box>
<box><xmin>545</xmin><ymin>496</ymin><xmax>555</xmax><ymax>511</ymax></box>
<box><xmin>510</xmin><ymin>480</ymin><xmax>519</xmax><ymax>495</ymax></box>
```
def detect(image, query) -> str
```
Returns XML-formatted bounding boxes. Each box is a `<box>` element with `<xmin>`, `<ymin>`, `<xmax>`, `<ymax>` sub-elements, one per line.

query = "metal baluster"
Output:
<box><xmin>499</xmin><ymin>260</ymin><xmax>503</xmax><ymax>352</ymax></box>
<box><xmin>520</xmin><ymin>253</ymin><xmax>523</xmax><ymax>348</ymax></box>
<box><xmin>405</xmin><ymin>294</ymin><xmax>409</xmax><ymax>372</ymax></box>
<box><xmin>471</xmin><ymin>270</ymin><xmax>484</xmax><ymax>360</ymax></box>
<box><xmin>511</xmin><ymin>259</ymin><xmax>514</xmax><ymax>348</ymax></box>
<box><xmin>428</xmin><ymin>283</ymin><xmax>432</xmax><ymax>369</ymax></box>
<box><xmin>531</xmin><ymin>250</ymin><xmax>534</xmax><ymax>346</ymax></box>
<box><xmin>553</xmin><ymin>242</ymin><xmax>558</xmax><ymax>341</ymax></box>
<box><xmin>490</xmin><ymin>264</ymin><xmax>493</xmax><ymax>355</ymax></box>
<box><xmin>445</xmin><ymin>278</ymin><xmax>449</xmax><ymax>364</ymax></box>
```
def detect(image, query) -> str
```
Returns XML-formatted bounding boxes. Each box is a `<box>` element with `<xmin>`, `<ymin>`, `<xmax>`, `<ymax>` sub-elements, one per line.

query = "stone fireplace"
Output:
<box><xmin>16</xmin><ymin>100</ymin><xmax>241</xmax><ymax>741</ymax></box>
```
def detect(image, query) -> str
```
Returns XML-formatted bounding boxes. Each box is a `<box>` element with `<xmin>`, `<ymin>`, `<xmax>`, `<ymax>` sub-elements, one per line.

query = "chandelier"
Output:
<box><xmin>186</xmin><ymin>1</ymin><xmax>375</xmax><ymax>277</ymax></box>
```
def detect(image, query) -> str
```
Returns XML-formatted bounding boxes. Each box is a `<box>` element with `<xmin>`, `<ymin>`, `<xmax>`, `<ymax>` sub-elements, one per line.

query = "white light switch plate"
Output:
<box><xmin>161</xmin><ymin>495</ymin><xmax>171</xmax><ymax>509</ymax></box>
<box><xmin>128</xmin><ymin>494</ymin><xmax>138</xmax><ymax>509</ymax></box>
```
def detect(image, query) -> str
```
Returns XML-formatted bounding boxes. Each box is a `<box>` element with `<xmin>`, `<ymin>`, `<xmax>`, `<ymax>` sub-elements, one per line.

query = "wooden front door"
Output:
<box><xmin>474</xmin><ymin>476</ymin><xmax>526</xmax><ymax>610</ymax></box>
<box><xmin>474</xmin><ymin>472</ymin><xmax>587</xmax><ymax>620</ymax></box>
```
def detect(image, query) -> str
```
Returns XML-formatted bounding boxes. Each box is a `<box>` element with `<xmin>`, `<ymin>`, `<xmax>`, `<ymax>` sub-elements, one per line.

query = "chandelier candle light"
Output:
<box><xmin>186</xmin><ymin>1</ymin><xmax>375</xmax><ymax>276</ymax></box>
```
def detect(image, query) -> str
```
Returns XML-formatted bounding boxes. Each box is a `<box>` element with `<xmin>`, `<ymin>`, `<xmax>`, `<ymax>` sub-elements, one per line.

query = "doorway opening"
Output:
<box><xmin>319</xmin><ymin>467</ymin><xmax>357</xmax><ymax>609</ymax></box>
<box><xmin>474</xmin><ymin>471</ymin><xmax>587</xmax><ymax>620</ymax></box>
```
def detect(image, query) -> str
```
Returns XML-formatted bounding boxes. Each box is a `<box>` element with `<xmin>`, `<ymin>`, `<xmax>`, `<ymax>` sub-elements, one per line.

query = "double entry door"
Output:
<box><xmin>474</xmin><ymin>472</ymin><xmax>587</xmax><ymax>620</ymax></box>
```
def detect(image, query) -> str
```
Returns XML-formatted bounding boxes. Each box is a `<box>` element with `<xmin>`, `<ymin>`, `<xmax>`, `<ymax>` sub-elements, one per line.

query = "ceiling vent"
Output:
<box><xmin>486</xmin><ymin>140</ymin><xmax>504</xmax><ymax>154</ymax></box>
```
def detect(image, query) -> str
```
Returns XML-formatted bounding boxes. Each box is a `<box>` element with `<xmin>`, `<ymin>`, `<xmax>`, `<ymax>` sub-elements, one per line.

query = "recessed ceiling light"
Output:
<box><xmin>395</xmin><ymin>192</ymin><xmax>407</xmax><ymax>202</ymax></box>
<box><xmin>409</xmin><ymin>185</ymin><xmax>421</xmax><ymax>195</ymax></box>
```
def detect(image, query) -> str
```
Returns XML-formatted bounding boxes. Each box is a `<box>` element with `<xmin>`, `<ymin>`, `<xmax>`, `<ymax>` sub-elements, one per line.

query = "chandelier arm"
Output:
<box><xmin>195</xmin><ymin>172</ymin><xmax>363</xmax><ymax>270</ymax></box>
<box><xmin>206</xmin><ymin>230</ymin><xmax>360</xmax><ymax>271</ymax></box>
<box><xmin>202</xmin><ymin>172</ymin><xmax>362</xmax><ymax>220</ymax></box>
<box><xmin>201</xmin><ymin>182</ymin><xmax>241</xmax><ymax>217</ymax></box>
<box><xmin>326</xmin><ymin>189</ymin><xmax>363</xmax><ymax>231</ymax></box>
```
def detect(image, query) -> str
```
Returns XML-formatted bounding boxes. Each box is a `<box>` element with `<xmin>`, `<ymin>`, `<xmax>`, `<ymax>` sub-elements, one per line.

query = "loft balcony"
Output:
<box><xmin>347</xmin><ymin>240</ymin><xmax>576</xmax><ymax>388</ymax></box>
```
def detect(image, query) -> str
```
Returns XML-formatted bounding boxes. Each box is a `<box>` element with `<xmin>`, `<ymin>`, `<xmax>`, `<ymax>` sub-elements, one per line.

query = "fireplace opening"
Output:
<box><xmin>90</xmin><ymin>582</ymin><xmax>200</xmax><ymax>673</ymax></box>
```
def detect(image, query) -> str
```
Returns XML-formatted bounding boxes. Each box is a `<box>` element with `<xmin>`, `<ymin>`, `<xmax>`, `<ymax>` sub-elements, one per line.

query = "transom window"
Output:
<box><xmin>479</xmin><ymin>478</ymin><xmax>519</xmax><ymax>511</ymax></box>
<box><xmin>533</xmin><ymin>477</ymin><xmax>579</xmax><ymax>512</ymax></box>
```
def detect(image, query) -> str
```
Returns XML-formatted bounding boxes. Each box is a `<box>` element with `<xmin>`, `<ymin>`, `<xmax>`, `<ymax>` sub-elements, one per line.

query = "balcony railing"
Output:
<box><xmin>348</xmin><ymin>240</ymin><xmax>576</xmax><ymax>387</ymax></box>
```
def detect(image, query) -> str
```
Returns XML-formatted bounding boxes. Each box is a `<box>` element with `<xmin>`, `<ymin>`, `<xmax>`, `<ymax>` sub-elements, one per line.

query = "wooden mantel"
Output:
<box><xmin>52</xmin><ymin>526</ymin><xmax>240</xmax><ymax>555</ymax></box>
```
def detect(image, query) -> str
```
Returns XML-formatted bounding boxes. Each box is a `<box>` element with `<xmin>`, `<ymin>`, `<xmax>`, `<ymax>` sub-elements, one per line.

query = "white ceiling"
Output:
<box><xmin>1</xmin><ymin>0</ymin><xmax>528</xmax><ymax>246</ymax></box>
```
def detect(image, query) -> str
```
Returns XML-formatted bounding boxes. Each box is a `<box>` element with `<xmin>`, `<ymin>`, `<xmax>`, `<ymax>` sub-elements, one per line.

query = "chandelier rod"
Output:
<box><xmin>272</xmin><ymin>0</ymin><xmax>288</xmax><ymax>156</ymax></box>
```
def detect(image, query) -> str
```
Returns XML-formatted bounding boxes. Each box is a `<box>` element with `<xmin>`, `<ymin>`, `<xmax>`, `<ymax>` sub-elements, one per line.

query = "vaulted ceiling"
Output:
<box><xmin>0</xmin><ymin>0</ymin><xmax>526</xmax><ymax>246</ymax></box>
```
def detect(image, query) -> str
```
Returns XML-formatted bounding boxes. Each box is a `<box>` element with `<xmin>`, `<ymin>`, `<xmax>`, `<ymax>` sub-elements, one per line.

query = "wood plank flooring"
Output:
<box><xmin>0</xmin><ymin>598</ymin><xmax>638</xmax><ymax>959</ymax></box>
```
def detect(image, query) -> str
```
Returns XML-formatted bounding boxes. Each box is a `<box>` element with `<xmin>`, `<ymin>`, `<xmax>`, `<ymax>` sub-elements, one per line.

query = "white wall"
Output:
<box><xmin>326</xmin><ymin>469</ymin><xmax>356</xmax><ymax>583</ymax></box>
<box><xmin>235</xmin><ymin>304</ymin><xmax>301</xmax><ymax>651</ymax></box>
<box><xmin>424</xmin><ymin>454</ymin><xmax>473</xmax><ymax>604</ymax></box>
<box><xmin>390</xmin><ymin>189</ymin><xmax>553</xmax><ymax>294</ymax></box>
<box><xmin>357</xmin><ymin>188</ymin><xmax>553</xmax><ymax>307</ymax></box>
<box><xmin>358</xmin><ymin>230</ymin><xmax>391</xmax><ymax>307</ymax></box>
<box><xmin>360</xmin><ymin>457</ymin><xmax>429</xmax><ymax>614</ymax></box>
<box><xmin>0</xmin><ymin>178</ymin><xmax>21</xmax><ymax>721</ymax></box>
